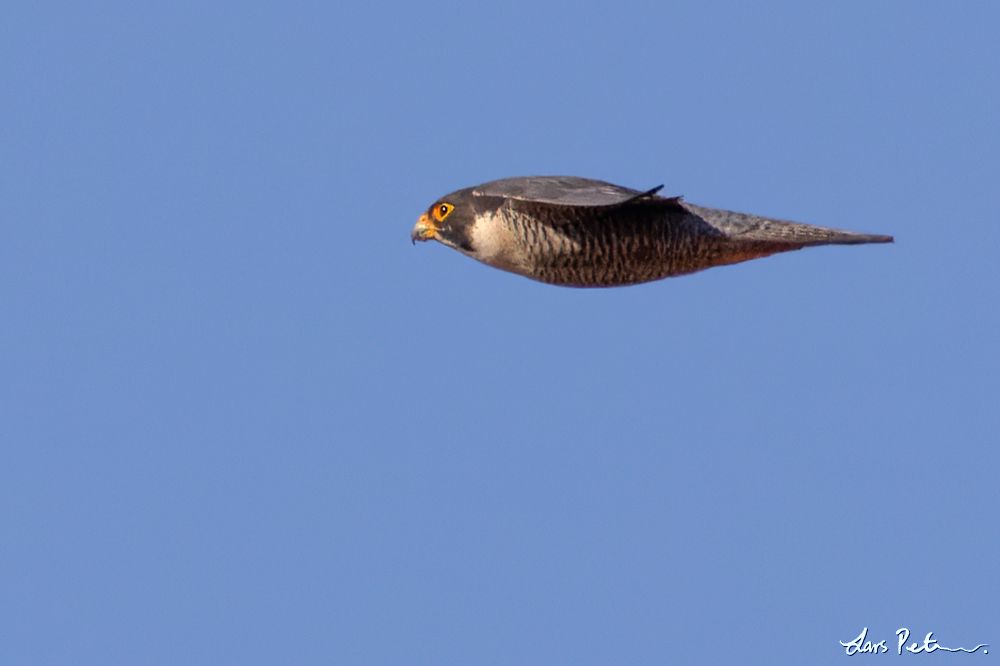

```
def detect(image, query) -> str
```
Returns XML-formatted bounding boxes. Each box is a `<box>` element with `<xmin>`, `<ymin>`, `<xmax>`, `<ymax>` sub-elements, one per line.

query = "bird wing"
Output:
<box><xmin>473</xmin><ymin>176</ymin><xmax>663</xmax><ymax>207</ymax></box>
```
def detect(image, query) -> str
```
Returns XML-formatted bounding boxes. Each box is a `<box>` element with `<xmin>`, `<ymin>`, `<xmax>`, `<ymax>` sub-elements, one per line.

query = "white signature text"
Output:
<box><xmin>840</xmin><ymin>628</ymin><xmax>988</xmax><ymax>655</ymax></box>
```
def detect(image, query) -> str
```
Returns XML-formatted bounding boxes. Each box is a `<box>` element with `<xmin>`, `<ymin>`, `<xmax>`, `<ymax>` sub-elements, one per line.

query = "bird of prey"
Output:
<box><xmin>411</xmin><ymin>176</ymin><xmax>893</xmax><ymax>287</ymax></box>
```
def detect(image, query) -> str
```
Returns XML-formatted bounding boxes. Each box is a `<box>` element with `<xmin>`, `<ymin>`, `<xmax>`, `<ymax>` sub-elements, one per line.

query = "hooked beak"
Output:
<box><xmin>411</xmin><ymin>213</ymin><xmax>439</xmax><ymax>244</ymax></box>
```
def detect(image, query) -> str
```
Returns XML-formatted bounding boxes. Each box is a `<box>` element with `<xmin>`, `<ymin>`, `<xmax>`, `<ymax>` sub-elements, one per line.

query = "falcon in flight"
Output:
<box><xmin>411</xmin><ymin>176</ymin><xmax>892</xmax><ymax>287</ymax></box>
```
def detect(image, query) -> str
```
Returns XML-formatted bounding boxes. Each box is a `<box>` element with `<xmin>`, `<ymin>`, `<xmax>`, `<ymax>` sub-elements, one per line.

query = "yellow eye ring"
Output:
<box><xmin>433</xmin><ymin>203</ymin><xmax>454</xmax><ymax>222</ymax></box>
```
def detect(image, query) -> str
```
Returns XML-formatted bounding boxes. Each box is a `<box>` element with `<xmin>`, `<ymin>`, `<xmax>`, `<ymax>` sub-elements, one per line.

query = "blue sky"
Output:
<box><xmin>2</xmin><ymin>1</ymin><xmax>997</xmax><ymax>664</ymax></box>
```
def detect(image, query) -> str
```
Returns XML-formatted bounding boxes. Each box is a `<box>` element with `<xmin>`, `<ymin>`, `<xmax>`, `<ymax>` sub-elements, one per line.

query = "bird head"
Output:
<box><xmin>411</xmin><ymin>188</ymin><xmax>477</xmax><ymax>252</ymax></box>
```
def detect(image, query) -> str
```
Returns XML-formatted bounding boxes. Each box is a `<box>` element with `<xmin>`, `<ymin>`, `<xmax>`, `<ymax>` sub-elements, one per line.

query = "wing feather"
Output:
<box><xmin>472</xmin><ymin>176</ymin><xmax>656</xmax><ymax>207</ymax></box>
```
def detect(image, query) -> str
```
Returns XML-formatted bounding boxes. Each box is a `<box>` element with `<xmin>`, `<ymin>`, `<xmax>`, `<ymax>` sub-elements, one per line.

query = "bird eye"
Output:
<box><xmin>434</xmin><ymin>203</ymin><xmax>454</xmax><ymax>221</ymax></box>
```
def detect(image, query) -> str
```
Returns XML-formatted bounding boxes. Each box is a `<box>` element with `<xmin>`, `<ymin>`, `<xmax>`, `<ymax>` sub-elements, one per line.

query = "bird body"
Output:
<box><xmin>411</xmin><ymin>176</ymin><xmax>892</xmax><ymax>287</ymax></box>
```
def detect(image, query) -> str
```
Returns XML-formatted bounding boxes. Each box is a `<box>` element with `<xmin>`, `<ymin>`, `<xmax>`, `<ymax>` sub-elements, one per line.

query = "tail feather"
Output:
<box><xmin>686</xmin><ymin>203</ymin><xmax>894</xmax><ymax>246</ymax></box>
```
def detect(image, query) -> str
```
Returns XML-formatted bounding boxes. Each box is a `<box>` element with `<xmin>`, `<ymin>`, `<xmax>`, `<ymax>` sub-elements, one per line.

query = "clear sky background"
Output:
<box><xmin>2</xmin><ymin>1</ymin><xmax>997</xmax><ymax>664</ymax></box>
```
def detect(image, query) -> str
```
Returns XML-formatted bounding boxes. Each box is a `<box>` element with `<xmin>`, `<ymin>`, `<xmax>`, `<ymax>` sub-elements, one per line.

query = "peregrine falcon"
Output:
<box><xmin>411</xmin><ymin>176</ymin><xmax>893</xmax><ymax>287</ymax></box>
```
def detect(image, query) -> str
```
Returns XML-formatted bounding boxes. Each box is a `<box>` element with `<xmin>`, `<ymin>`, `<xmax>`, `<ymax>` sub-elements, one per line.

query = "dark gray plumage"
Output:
<box><xmin>411</xmin><ymin>176</ymin><xmax>893</xmax><ymax>287</ymax></box>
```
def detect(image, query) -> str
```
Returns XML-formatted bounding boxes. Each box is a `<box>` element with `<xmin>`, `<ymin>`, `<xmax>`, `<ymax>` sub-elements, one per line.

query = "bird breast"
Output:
<box><xmin>466</xmin><ymin>206</ymin><xmax>581</xmax><ymax>278</ymax></box>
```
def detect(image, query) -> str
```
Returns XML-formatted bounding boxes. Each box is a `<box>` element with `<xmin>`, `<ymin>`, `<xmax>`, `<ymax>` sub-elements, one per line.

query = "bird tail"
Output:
<box><xmin>686</xmin><ymin>203</ymin><xmax>894</xmax><ymax>246</ymax></box>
